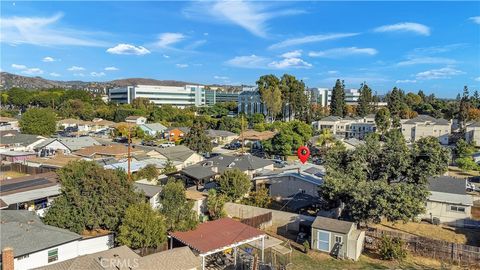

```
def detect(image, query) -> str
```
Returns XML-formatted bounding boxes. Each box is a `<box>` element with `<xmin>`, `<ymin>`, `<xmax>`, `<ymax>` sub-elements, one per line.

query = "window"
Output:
<box><xmin>317</xmin><ymin>230</ymin><xmax>330</xmax><ymax>252</ymax></box>
<box><xmin>449</xmin><ymin>205</ymin><xmax>466</xmax><ymax>213</ymax></box>
<box><xmin>48</xmin><ymin>249</ymin><xmax>58</xmax><ymax>263</ymax></box>
<box><xmin>335</xmin><ymin>235</ymin><xmax>343</xmax><ymax>244</ymax></box>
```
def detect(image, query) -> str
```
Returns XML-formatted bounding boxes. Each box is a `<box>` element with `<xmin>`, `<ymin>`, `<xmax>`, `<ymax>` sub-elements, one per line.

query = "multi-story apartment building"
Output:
<box><xmin>109</xmin><ymin>84</ymin><xmax>205</xmax><ymax>107</ymax></box>
<box><xmin>205</xmin><ymin>89</ymin><xmax>239</xmax><ymax>105</ymax></box>
<box><xmin>401</xmin><ymin>115</ymin><xmax>452</xmax><ymax>145</ymax></box>
<box><xmin>316</xmin><ymin>88</ymin><xmax>361</xmax><ymax>107</ymax></box>
<box><xmin>465</xmin><ymin>122</ymin><xmax>480</xmax><ymax>146</ymax></box>
<box><xmin>312</xmin><ymin>114</ymin><xmax>376</xmax><ymax>139</ymax></box>
<box><xmin>237</xmin><ymin>88</ymin><xmax>268</xmax><ymax>115</ymax></box>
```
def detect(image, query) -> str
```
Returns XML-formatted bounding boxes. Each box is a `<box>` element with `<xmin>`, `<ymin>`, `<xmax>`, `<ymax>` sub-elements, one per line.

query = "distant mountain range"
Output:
<box><xmin>0</xmin><ymin>72</ymin><xmax>244</xmax><ymax>93</ymax></box>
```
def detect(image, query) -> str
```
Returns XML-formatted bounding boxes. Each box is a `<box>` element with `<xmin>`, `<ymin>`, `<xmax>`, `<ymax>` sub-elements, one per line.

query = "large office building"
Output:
<box><xmin>237</xmin><ymin>87</ymin><xmax>268</xmax><ymax>115</ymax></box>
<box><xmin>205</xmin><ymin>89</ymin><xmax>239</xmax><ymax>105</ymax></box>
<box><xmin>315</xmin><ymin>88</ymin><xmax>361</xmax><ymax>107</ymax></box>
<box><xmin>109</xmin><ymin>84</ymin><xmax>205</xmax><ymax>107</ymax></box>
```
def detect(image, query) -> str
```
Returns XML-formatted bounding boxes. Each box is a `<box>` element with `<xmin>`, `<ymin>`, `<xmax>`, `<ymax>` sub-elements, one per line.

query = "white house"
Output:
<box><xmin>35</xmin><ymin>137</ymin><xmax>100</xmax><ymax>156</ymax></box>
<box><xmin>139</xmin><ymin>123</ymin><xmax>168</xmax><ymax>137</ymax></box>
<box><xmin>465</xmin><ymin>122</ymin><xmax>480</xmax><ymax>147</ymax></box>
<box><xmin>401</xmin><ymin>115</ymin><xmax>452</xmax><ymax>145</ymax></box>
<box><xmin>125</xmin><ymin>116</ymin><xmax>147</xmax><ymax>125</ymax></box>
<box><xmin>0</xmin><ymin>211</ymin><xmax>113</xmax><ymax>270</ymax></box>
<box><xmin>420</xmin><ymin>176</ymin><xmax>474</xmax><ymax>227</ymax></box>
<box><xmin>134</xmin><ymin>182</ymin><xmax>162</xmax><ymax>209</ymax></box>
<box><xmin>0</xmin><ymin>132</ymin><xmax>46</xmax><ymax>153</ymax></box>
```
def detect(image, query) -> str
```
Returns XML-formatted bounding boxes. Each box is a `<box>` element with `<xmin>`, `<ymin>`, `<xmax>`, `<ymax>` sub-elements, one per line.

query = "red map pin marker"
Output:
<box><xmin>297</xmin><ymin>146</ymin><xmax>310</xmax><ymax>164</ymax></box>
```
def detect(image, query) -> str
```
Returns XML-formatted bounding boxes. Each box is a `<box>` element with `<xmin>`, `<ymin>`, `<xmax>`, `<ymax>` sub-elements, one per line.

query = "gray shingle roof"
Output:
<box><xmin>428</xmin><ymin>176</ymin><xmax>466</xmax><ymax>195</ymax></box>
<box><xmin>312</xmin><ymin>216</ymin><xmax>354</xmax><ymax>234</ymax></box>
<box><xmin>206</xmin><ymin>129</ymin><xmax>237</xmax><ymax>138</ymax></box>
<box><xmin>1</xmin><ymin>210</ymin><xmax>82</xmax><ymax>258</ymax></box>
<box><xmin>35</xmin><ymin>136</ymin><xmax>100</xmax><ymax>151</ymax></box>
<box><xmin>319</xmin><ymin>116</ymin><xmax>342</xmax><ymax>122</ymax></box>
<box><xmin>182</xmin><ymin>154</ymin><xmax>273</xmax><ymax>180</ymax></box>
<box><xmin>157</xmin><ymin>145</ymin><xmax>197</xmax><ymax>162</ymax></box>
<box><xmin>134</xmin><ymin>182</ymin><xmax>162</xmax><ymax>198</ymax></box>
<box><xmin>0</xmin><ymin>133</ymin><xmax>45</xmax><ymax>146</ymax></box>
<box><xmin>404</xmin><ymin>115</ymin><xmax>450</xmax><ymax>125</ymax></box>
<box><xmin>140</xmin><ymin>123</ymin><xmax>168</xmax><ymax>132</ymax></box>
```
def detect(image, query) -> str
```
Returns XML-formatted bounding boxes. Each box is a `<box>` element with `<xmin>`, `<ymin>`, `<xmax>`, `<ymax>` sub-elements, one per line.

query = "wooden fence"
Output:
<box><xmin>241</xmin><ymin>212</ymin><xmax>272</xmax><ymax>229</ymax></box>
<box><xmin>1</xmin><ymin>163</ymin><xmax>56</xmax><ymax>175</ymax></box>
<box><xmin>365</xmin><ymin>228</ymin><xmax>480</xmax><ymax>267</ymax></box>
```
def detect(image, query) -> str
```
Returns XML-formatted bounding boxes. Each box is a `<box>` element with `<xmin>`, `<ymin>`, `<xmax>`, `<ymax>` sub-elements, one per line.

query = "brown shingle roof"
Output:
<box><xmin>0</xmin><ymin>172</ymin><xmax>58</xmax><ymax>196</ymax></box>
<box><xmin>170</xmin><ymin>218</ymin><xmax>265</xmax><ymax>254</ymax></box>
<box><xmin>28</xmin><ymin>155</ymin><xmax>81</xmax><ymax>168</ymax></box>
<box><xmin>239</xmin><ymin>130</ymin><xmax>276</xmax><ymax>141</ymax></box>
<box><xmin>74</xmin><ymin>144</ymin><xmax>143</xmax><ymax>158</ymax></box>
<box><xmin>139</xmin><ymin>246</ymin><xmax>200</xmax><ymax>270</ymax></box>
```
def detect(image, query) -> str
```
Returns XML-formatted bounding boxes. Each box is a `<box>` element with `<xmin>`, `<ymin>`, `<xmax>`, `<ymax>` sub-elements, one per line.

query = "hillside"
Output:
<box><xmin>0</xmin><ymin>72</ymin><xmax>199</xmax><ymax>91</ymax></box>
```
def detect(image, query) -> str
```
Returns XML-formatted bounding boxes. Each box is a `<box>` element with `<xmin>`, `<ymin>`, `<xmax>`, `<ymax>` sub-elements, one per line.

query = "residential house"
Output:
<box><xmin>156</xmin><ymin>145</ymin><xmax>204</xmax><ymax>168</ymax></box>
<box><xmin>90</xmin><ymin>119</ymin><xmax>115</xmax><ymax>133</ymax></box>
<box><xmin>164</xmin><ymin>127</ymin><xmax>190</xmax><ymax>141</ymax></box>
<box><xmin>56</xmin><ymin>118</ymin><xmax>92</xmax><ymax>133</ymax></box>
<box><xmin>125</xmin><ymin>116</ymin><xmax>147</xmax><ymax>125</ymax></box>
<box><xmin>0</xmin><ymin>172</ymin><xmax>60</xmax><ymax>216</ymax></box>
<box><xmin>342</xmin><ymin>138</ymin><xmax>365</xmax><ymax>150</ymax></box>
<box><xmin>347</xmin><ymin>122</ymin><xmax>376</xmax><ymax>139</ymax></box>
<box><xmin>35</xmin><ymin>246</ymin><xmax>200</xmax><ymax>270</ymax></box>
<box><xmin>254</xmin><ymin>164</ymin><xmax>324</xmax><ymax>200</ymax></box>
<box><xmin>181</xmin><ymin>154</ymin><xmax>274</xmax><ymax>184</ymax></box>
<box><xmin>465</xmin><ymin>121</ymin><xmax>480</xmax><ymax>146</ymax></box>
<box><xmin>134</xmin><ymin>182</ymin><xmax>162</xmax><ymax>209</ymax></box>
<box><xmin>186</xmin><ymin>189</ymin><xmax>208</xmax><ymax>216</ymax></box>
<box><xmin>0</xmin><ymin>133</ymin><xmax>46</xmax><ymax>153</ymax></box>
<box><xmin>0</xmin><ymin>151</ymin><xmax>37</xmax><ymax>163</ymax></box>
<box><xmin>74</xmin><ymin>144</ymin><xmax>144</xmax><ymax>160</ymax></box>
<box><xmin>311</xmin><ymin>216</ymin><xmax>365</xmax><ymax>261</ymax></box>
<box><xmin>139</xmin><ymin>123</ymin><xmax>168</xmax><ymax>137</ymax></box>
<box><xmin>401</xmin><ymin>115</ymin><xmax>451</xmax><ymax>145</ymax></box>
<box><xmin>0</xmin><ymin>210</ymin><xmax>113</xmax><ymax>270</ymax></box>
<box><xmin>0</xmin><ymin>117</ymin><xmax>19</xmax><ymax>131</ymax></box>
<box><xmin>420</xmin><ymin>176</ymin><xmax>474</xmax><ymax>227</ymax></box>
<box><xmin>35</xmin><ymin>137</ymin><xmax>100</xmax><ymax>156</ymax></box>
<box><xmin>238</xmin><ymin>130</ymin><xmax>276</xmax><ymax>149</ymax></box>
<box><xmin>312</xmin><ymin>116</ymin><xmax>376</xmax><ymax>139</ymax></box>
<box><xmin>206</xmin><ymin>129</ymin><xmax>238</xmax><ymax>145</ymax></box>
<box><xmin>26</xmin><ymin>154</ymin><xmax>81</xmax><ymax>170</ymax></box>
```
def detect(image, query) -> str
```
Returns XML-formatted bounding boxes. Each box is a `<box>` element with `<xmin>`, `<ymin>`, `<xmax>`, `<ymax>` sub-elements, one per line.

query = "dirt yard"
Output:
<box><xmin>372</xmin><ymin>221</ymin><xmax>480</xmax><ymax>246</ymax></box>
<box><xmin>447</xmin><ymin>166</ymin><xmax>480</xmax><ymax>178</ymax></box>
<box><xmin>0</xmin><ymin>171</ymin><xmax>28</xmax><ymax>180</ymax></box>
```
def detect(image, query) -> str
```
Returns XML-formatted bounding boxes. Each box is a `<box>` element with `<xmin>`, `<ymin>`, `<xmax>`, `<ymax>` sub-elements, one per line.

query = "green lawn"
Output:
<box><xmin>288</xmin><ymin>249</ymin><xmax>455</xmax><ymax>270</ymax></box>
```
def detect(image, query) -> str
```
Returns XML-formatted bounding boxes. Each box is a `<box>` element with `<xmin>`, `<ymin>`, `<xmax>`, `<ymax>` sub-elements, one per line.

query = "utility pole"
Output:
<box><xmin>241</xmin><ymin>115</ymin><xmax>245</xmax><ymax>154</ymax></box>
<box><xmin>127</xmin><ymin>127</ymin><xmax>132</xmax><ymax>181</ymax></box>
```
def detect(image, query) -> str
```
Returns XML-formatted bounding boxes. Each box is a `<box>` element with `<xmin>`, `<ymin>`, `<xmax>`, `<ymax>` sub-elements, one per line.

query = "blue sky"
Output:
<box><xmin>1</xmin><ymin>1</ymin><xmax>479</xmax><ymax>97</ymax></box>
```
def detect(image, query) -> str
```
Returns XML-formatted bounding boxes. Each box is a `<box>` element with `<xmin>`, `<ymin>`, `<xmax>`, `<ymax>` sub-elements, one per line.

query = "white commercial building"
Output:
<box><xmin>316</xmin><ymin>88</ymin><xmax>361</xmax><ymax>107</ymax></box>
<box><xmin>109</xmin><ymin>84</ymin><xmax>206</xmax><ymax>107</ymax></box>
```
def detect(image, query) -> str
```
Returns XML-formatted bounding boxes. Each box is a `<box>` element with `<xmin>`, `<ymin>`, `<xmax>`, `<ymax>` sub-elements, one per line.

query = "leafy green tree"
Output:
<box><xmin>455</xmin><ymin>139</ymin><xmax>476</xmax><ymax>157</ymax></box>
<box><xmin>117</xmin><ymin>203</ymin><xmax>167</xmax><ymax>253</ymax></box>
<box><xmin>43</xmin><ymin>161</ymin><xmax>141</xmax><ymax>233</ymax></box>
<box><xmin>159</xmin><ymin>180</ymin><xmax>198</xmax><ymax>232</ymax></box>
<box><xmin>280</xmin><ymin>74</ymin><xmax>308</xmax><ymax>121</ymax></box>
<box><xmin>60</xmin><ymin>99</ymin><xmax>94</xmax><ymax>120</ymax></box>
<box><xmin>136</xmin><ymin>164</ymin><xmax>159</xmax><ymax>181</ymax></box>
<box><xmin>330</xmin><ymin>79</ymin><xmax>345</xmax><ymax>117</ymax></box>
<box><xmin>242</xmin><ymin>187</ymin><xmax>271</xmax><ymax>208</ymax></box>
<box><xmin>218</xmin><ymin>169</ymin><xmax>252</xmax><ymax>201</ymax></box>
<box><xmin>455</xmin><ymin>157</ymin><xmax>480</xmax><ymax>171</ymax></box>
<box><xmin>387</xmin><ymin>87</ymin><xmax>405</xmax><ymax>117</ymax></box>
<box><xmin>248</xmin><ymin>113</ymin><xmax>265</xmax><ymax>126</ymax></box>
<box><xmin>162</xmin><ymin>160</ymin><xmax>178</xmax><ymax>175</ymax></box>
<box><xmin>7</xmin><ymin>88</ymin><xmax>32</xmax><ymax>108</ymax></box>
<box><xmin>379</xmin><ymin>235</ymin><xmax>407</xmax><ymax>261</ymax></box>
<box><xmin>409</xmin><ymin>137</ymin><xmax>450</xmax><ymax>184</ymax></box>
<box><xmin>257</xmin><ymin>75</ymin><xmax>282</xmax><ymax>121</ymax></box>
<box><xmin>357</xmin><ymin>83</ymin><xmax>373</xmax><ymax>117</ymax></box>
<box><xmin>375</xmin><ymin>108</ymin><xmax>391</xmax><ymax>134</ymax></box>
<box><xmin>184</xmin><ymin>119</ymin><xmax>213</xmax><ymax>154</ymax></box>
<box><xmin>263</xmin><ymin>121</ymin><xmax>313</xmax><ymax>157</ymax></box>
<box><xmin>206</xmin><ymin>189</ymin><xmax>227</xmax><ymax>220</ymax></box>
<box><xmin>217</xmin><ymin>116</ymin><xmax>241</xmax><ymax>133</ymax></box>
<box><xmin>20</xmin><ymin>108</ymin><xmax>57</xmax><ymax>136</ymax></box>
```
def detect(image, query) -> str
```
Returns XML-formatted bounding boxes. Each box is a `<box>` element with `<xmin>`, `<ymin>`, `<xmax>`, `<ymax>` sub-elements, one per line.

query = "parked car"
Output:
<box><xmin>113</xmin><ymin>137</ymin><xmax>128</xmax><ymax>143</ymax></box>
<box><xmin>467</xmin><ymin>181</ymin><xmax>479</xmax><ymax>192</ymax></box>
<box><xmin>142</xmin><ymin>140</ymin><xmax>157</xmax><ymax>146</ymax></box>
<box><xmin>159</xmin><ymin>142</ymin><xmax>175</xmax><ymax>148</ymax></box>
<box><xmin>271</xmin><ymin>159</ymin><xmax>287</xmax><ymax>168</ymax></box>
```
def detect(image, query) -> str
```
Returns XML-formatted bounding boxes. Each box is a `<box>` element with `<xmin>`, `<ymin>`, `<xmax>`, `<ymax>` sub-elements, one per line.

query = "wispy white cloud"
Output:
<box><xmin>280</xmin><ymin>50</ymin><xmax>302</xmax><ymax>58</ymax></box>
<box><xmin>185</xmin><ymin>39</ymin><xmax>207</xmax><ymax>50</ymax></box>
<box><xmin>163</xmin><ymin>54</ymin><xmax>170</xmax><ymax>59</ymax></box>
<box><xmin>155</xmin><ymin>32</ymin><xmax>185</xmax><ymax>48</ymax></box>
<box><xmin>214</xmin><ymin>75</ymin><xmax>229</xmax><ymax>80</ymax></box>
<box><xmin>49</xmin><ymin>72</ymin><xmax>61</xmax><ymax>77</ymax></box>
<box><xmin>104</xmin><ymin>66</ymin><xmax>119</xmax><ymax>71</ymax></box>
<box><xmin>184</xmin><ymin>1</ymin><xmax>304</xmax><ymax>38</ymax></box>
<box><xmin>397</xmin><ymin>57</ymin><xmax>457</xmax><ymax>66</ymax></box>
<box><xmin>1</xmin><ymin>13</ymin><xmax>108</xmax><ymax>47</ymax></box>
<box><xmin>474</xmin><ymin>76</ymin><xmax>480</xmax><ymax>82</ymax></box>
<box><xmin>11</xmin><ymin>63</ymin><xmax>43</xmax><ymax>75</ymax></box>
<box><xmin>42</xmin><ymin>56</ymin><xmax>56</xmax><ymax>62</ymax></box>
<box><xmin>469</xmin><ymin>16</ymin><xmax>480</xmax><ymax>24</ymax></box>
<box><xmin>309</xmin><ymin>47</ymin><xmax>377</xmax><ymax>58</ymax></box>
<box><xmin>269</xmin><ymin>33</ymin><xmax>359</xmax><ymax>50</ymax></box>
<box><xmin>90</xmin><ymin>72</ymin><xmax>105</xmax><ymax>77</ymax></box>
<box><xmin>396</xmin><ymin>79</ymin><xmax>417</xmax><ymax>83</ymax></box>
<box><xmin>225</xmin><ymin>55</ymin><xmax>269</xmax><ymax>69</ymax></box>
<box><xmin>416</xmin><ymin>67</ymin><xmax>464</xmax><ymax>80</ymax></box>
<box><xmin>106</xmin><ymin>44</ymin><xmax>150</xmax><ymax>55</ymax></box>
<box><xmin>11</xmin><ymin>64</ymin><xmax>26</xmax><ymax>69</ymax></box>
<box><xmin>176</xmin><ymin>64</ymin><xmax>189</xmax><ymax>68</ymax></box>
<box><xmin>374</xmin><ymin>22</ymin><xmax>430</xmax><ymax>36</ymax></box>
<box><xmin>411</xmin><ymin>43</ymin><xmax>466</xmax><ymax>55</ymax></box>
<box><xmin>327</xmin><ymin>70</ymin><xmax>339</xmax><ymax>75</ymax></box>
<box><xmin>68</xmin><ymin>66</ymin><xmax>85</xmax><ymax>71</ymax></box>
<box><xmin>268</xmin><ymin>57</ymin><xmax>312</xmax><ymax>69</ymax></box>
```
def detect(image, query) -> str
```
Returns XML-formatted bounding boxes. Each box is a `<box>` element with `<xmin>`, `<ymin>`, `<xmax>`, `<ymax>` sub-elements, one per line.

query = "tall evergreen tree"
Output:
<box><xmin>183</xmin><ymin>118</ymin><xmax>213</xmax><ymax>154</ymax></box>
<box><xmin>387</xmin><ymin>87</ymin><xmax>405</xmax><ymax>117</ymax></box>
<box><xmin>357</xmin><ymin>82</ymin><xmax>373</xmax><ymax>117</ymax></box>
<box><xmin>330</xmin><ymin>79</ymin><xmax>346</xmax><ymax>117</ymax></box>
<box><xmin>458</xmin><ymin>86</ymin><xmax>470</xmax><ymax>130</ymax></box>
